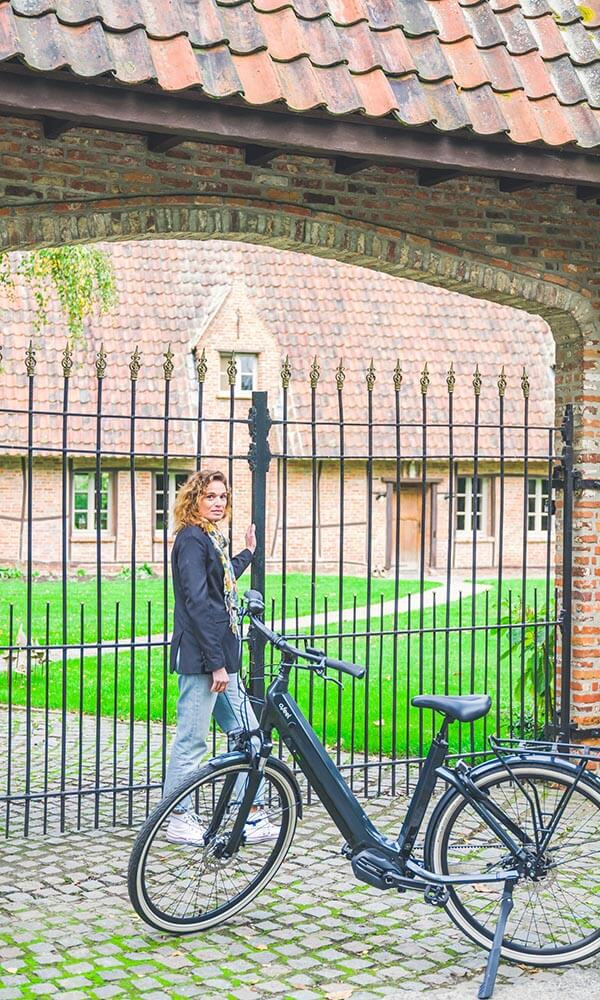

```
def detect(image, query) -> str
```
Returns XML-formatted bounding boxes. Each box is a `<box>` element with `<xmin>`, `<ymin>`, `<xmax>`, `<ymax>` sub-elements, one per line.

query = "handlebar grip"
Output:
<box><xmin>324</xmin><ymin>656</ymin><xmax>365</xmax><ymax>679</ymax></box>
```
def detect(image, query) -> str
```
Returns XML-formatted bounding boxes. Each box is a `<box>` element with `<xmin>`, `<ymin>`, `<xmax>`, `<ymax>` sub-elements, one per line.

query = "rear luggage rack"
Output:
<box><xmin>490</xmin><ymin>735</ymin><xmax>600</xmax><ymax>767</ymax></box>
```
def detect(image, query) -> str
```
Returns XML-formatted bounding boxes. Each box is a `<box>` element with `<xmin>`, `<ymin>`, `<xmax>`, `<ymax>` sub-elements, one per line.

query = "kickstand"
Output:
<box><xmin>477</xmin><ymin>878</ymin><xmax>515</xmax><ymax>1000</ymax></box>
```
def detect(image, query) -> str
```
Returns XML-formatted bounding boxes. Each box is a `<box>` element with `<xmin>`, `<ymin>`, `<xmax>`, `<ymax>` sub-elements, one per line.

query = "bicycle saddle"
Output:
<box><xmin>411</xmin><ymin>694</ymin><xmax>491</xmax><ymax>723</ymax></box>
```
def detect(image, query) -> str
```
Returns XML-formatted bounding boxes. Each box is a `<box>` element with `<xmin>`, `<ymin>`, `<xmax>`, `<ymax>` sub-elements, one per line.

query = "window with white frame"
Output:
<box><xmin>72</xmin><ymin>471</ymin><xmax>113</xmax><ymax>533</ymax></box>
<box><xmin>155</xmin><ymin>472</ymin><xmax>190</xmax><ymax>533</ymax></box>
<box><xmin>455</xmin><ymin>475</ymin><xmax>489</xmax><ymax>533</ymax></box>
<box><xmin>219</xmin><ymin>353</ymin><xmax>258</xmax><ymax>396</ymax></box>
<box><xmin>528</xmin><ymin>477</ymin><xmax>550</xmax><ymax>533</ymax></box>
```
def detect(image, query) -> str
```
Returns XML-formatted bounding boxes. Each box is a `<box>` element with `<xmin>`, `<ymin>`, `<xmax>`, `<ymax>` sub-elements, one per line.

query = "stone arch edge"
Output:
<box><xmin>2</xmin><ymin>196</ymin><xmax>594</xmax><ymax>360</ymax></box>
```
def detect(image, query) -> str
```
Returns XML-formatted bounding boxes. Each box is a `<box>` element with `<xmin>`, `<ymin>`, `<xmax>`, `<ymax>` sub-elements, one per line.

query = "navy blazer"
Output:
<box><xmin>170</xmin><ymin>524</ymin><xmax>253</xmax><ymax>675</ymax></box>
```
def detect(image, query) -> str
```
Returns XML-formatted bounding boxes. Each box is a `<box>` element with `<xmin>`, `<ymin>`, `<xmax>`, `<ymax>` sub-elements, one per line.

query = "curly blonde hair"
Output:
<box><xmin>172</xmin><ymin>469</ymin><xmax>232</xmax><ymax>534</ymax></box>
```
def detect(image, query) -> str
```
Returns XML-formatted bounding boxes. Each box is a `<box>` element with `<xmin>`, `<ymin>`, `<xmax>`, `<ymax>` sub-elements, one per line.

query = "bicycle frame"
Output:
<box><xmin>255</xmin><ymin>665</ymin><xmax>520</xmax><ymax>892</ymax></box>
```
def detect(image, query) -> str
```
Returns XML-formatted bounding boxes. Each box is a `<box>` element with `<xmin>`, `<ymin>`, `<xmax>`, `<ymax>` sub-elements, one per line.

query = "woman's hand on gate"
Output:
<box><xmin>245</xmin><ymin>523</ymin><xmax>257</xmax><ymax>554</ymax></box>
<box><xmin>211</xmin><ymin>667</ymin><xmax>229</xmax><ymax>693</ymax></box>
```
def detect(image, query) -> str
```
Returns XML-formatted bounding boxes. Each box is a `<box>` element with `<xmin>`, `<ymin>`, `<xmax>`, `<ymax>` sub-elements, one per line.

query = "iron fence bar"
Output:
<box><xmin>4</xmin><ymin>605</ymin><xmax>14</xmax><ymax>836</ymax></box>
<box><xmin>77</xmin><ymin>602</ymin><xmax>85</xmax><ymax>828</ymax></box>
<box><xmin>226</xmin><ymin>354</ymin><xmax>236</xmax><ymax>550</ymax></box>
<box><xmin>128</xmin><ymin>355</ymin><xmax>139</xmax><ymax>825</ymax></box>
<box><xmin>391</xmin><ymin>366</ymin><xmax>402</xmax><ymax>795</ymax></box>
<box><xmin>195</xmin><ymin>347</ymin><xmax>207</xmax><ymax>469</ymax></box>
<box><xmin>59</xmin><ymin>356</ymin><xmax>70</xmax><ymax>833</ymax></box>
<box><xmin>280</xmin><ymin>360</ymin><xmax>290</xmax><ymax>637</ymax></box>
<box><xmin>336</xmin><ymin>364</ymin><xmax>345</xmax><ymax>771</ymax></box>
<box><xmin>24</xmin><ymin>344</ymin><xmax>35</xmax><ymax>837</ymax></box>
<box><xmin>248</xmin><ymin>391</ymin><xmax>271</xmax><ymax>702</ymax></box>
<box><xmin>145</xmin><ymin>600</ymin><xmax>152</xmax><ymax>817</ymax></box>
<box><xmin>519</xmin><ymin>374</ymin><xmax>531</xmax><ymax>737</ymax></box>
<box><xmin>469</xmin><ymin>367</ymin><xmax>482</xmax><ymax>755</ymax></box>
<box><xmin>42</xmin><ymin>602</ymin><xmax>50</xmax><ymax>834</ymax></box>
<box><xmin>418</xmin><ymin>366</ymin><xmax>429</xmax><ymax>760</ymax></box>
<box><xmin>308</xmin><ymin>361</ymin><xmax>319</xmax><ymax>802</ymax></box>
<box><xmin>496</xmin><ymin>374</ymin><xmax>506</xmax><ymax>740</ymax></box>
<box><xmin>113</xmin><ymin>602</ymin><xmax>121</xmax><ymax>826</ymax></box>
<box><xmin>364</xmin><ymin>362</ymin><xmax>375</xmax><ymax>795</ymax></box>
<box><xmin>93</xmin><ymin>348</ymin><xmax>106</xmax><ymax>829</ymax></box>
<box><xmin>444</xmin><ymin>366</ymin><xmax>455</xmax><ymax>699</ymax></box>
<box><xmin>559</xmin><ymin>404</ymin><xmax>574</xmax><ymax>741</ymax></box>
<box><xmin>160</xmin><ymin>367</ymin><xmax>171</xmax><ymax>783</ymax></box>
<box><xmin>544</xmin><ymin>428</ymin><xmax>554</xmax><ymax>735</ymax></box>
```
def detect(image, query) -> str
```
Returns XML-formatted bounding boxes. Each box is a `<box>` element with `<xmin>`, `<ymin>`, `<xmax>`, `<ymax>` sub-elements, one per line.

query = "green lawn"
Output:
<box><xmin>0</xmin><ymin>575</ymin><xmax>554</xmax><ymax>759</ymax></box>
<box><xmin>0</xmin><ymin>572</ymin><xmax>437</xmax><ymax>647</ymax></box>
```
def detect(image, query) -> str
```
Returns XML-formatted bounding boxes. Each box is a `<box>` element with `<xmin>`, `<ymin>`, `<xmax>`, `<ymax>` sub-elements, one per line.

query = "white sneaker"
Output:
<box><xmin>243</xmin><ymin>809</ymin><xmax>279</xmax><ymax>845</ymax></box>
<box><xmin>166</xmin><ymin>811</ymin><xmax>206</xmax><ymax>845</ymax></box>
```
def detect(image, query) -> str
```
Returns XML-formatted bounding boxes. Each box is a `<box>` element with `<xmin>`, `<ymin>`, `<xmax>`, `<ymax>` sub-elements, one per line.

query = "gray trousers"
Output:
<box><xmin>162</xmin><ymin>670</ymin><xmax>261</xmax><ymax>809</ymax></box>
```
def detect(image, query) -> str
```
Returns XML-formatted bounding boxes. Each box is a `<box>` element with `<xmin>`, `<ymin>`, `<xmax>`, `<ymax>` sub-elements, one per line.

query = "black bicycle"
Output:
<box><xmin>128</xmin><ymin>590</ymin><xmax>600</xmax><ymax>999</ymax></box>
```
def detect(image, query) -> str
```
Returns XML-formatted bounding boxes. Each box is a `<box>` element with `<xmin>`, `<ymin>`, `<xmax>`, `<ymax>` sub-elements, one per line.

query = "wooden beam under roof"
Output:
<box><xmin>41</xmin><ymin>117</ymin><xmax>73</xmax><ymax>140</ymax></box>
<box><xmin>334</xmin><ymin>157</ymin><xmax>371</xmax><ymax>174</ymax></box>
<box><xmin>498</xmin><ymin>177</ymin><xmax>546</xmax><ymax>193</ymax></box>
<box><xmin>147</xmin><ymin>134</ymin><xmax>186</xmax><ymax>153</ymax></box>
<box><xmin>576</xmin><ymin>185</ymin><xmax>600</xmax><ymax>202</ymax></box>
<box><xmin>418</xmin><ymin>168</ymin><xmax>460</xmax><ymax>186</ymax></box>
<box><xmin>244</xmin><ymin>145</ymin><xmax>281</xmax><ymax>166</ymax></box>
<box><xmin>1</xmin><ymin>71</ymin><xmax>599</xmax><ymax>190</ymax></box>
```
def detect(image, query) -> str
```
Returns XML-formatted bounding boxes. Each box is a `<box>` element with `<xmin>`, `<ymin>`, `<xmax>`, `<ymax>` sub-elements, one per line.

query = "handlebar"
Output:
<box><xmin>243</xmin><ymin>590</ymin><xmax>366</xmax><ymax>680</ymax></box>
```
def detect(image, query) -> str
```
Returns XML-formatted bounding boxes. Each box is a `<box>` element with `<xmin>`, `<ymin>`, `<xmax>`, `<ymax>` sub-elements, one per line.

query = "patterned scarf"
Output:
<box><xmin>201</xmin><ymin>522</ymin><xmax>239</xmax><ymax>637</ymax></box>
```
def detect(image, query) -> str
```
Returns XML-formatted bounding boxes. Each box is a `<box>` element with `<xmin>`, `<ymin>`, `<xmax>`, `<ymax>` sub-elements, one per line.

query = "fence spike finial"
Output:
<box><xmin>95</xmin><ymin>344</ymin><xmax>107</xmax><ymax>379</ymax></box>
<box><xmin>497</xmin><ymin>365</ymin><xmax>507</xmax><ymax>398</ymax></box>
<box><xmin>365</xmin><ymin>358</ymin><xmax>376</xmax><ymax>392</ymax></box>
<box><xmin>281</xmin><ymin>355</ymin><xmax>292</xmax><ymax>389</ymax></box>
<box><xmin>335</xmin><ymin>358</ymin><xmax>345</xmax><ymax>391</ymax></box>
<box><xmin>309</xmin><ymin>355</ymin><xmax>320</xmax><ymax>389</ymax></box>
<box><xmin>420</xmin><ymin>362</ymin><xmax>430</xmax><ymax>396</ymax></box>
<box><xmin>61</xmin><ymin>341</ymin><xmax>73</xmax><ymax>379</ymax></box>
<box><xmin>447</xmin><ymin>361</ymin><xmax>456</xmax><ymax>394</ymax></box>
<box><xmin>25</xmin><ymin>339</ymin><xmax>36</xmax><ymax>377</ymax></box>
<box><xmin>195</xmin><ymin>346</ymin><xmax>207</xmax><ymax>384</ymax></box>
<box><xmin>473</xmin><ymin>363</ymin><xmax>482</xmax><ymax>397</ymax></box>
<box><xmin>521</xmin><ymin>365</ymin><xmax>530</xmax><ymax>399</ymax></box>
<box><xmin>129</xmin><ymin>345</ymin><xmax>142</xmax><ymax>381</ymax></box>
<box><xmin>163</xmin><ymin>343</ymin><xmax>174</xmax><ymax>381</ymax></box>
<box><xmin>226</xmin><ymin>351</ymin><xmax>237</xmax><ymax>387</ymax></box>
<box><xmin>393</xmin><ymin>359</ymin><xmax>403</xmax><ymax>391</ymax></box>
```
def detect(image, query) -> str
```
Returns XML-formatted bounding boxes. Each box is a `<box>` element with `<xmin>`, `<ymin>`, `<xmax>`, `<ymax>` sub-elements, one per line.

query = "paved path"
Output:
<box><xmin>1</xmin><ymin>790</ymin><xmax>598</xmax><ymax>1000</ymax></box>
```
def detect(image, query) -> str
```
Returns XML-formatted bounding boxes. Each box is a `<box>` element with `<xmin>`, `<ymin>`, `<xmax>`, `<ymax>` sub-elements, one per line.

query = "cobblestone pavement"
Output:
<box><xmin>2</xmin><ymin>791</ymin><xmax>599</xmax><ymax>1000</ymax></box>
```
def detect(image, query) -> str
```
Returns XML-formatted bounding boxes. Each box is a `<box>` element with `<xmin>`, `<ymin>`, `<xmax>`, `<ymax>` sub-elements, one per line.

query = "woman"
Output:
<box><xmin>162</xmin><ymin>468</ymin><xmax>276</xmax><ymax>846</ymax></box>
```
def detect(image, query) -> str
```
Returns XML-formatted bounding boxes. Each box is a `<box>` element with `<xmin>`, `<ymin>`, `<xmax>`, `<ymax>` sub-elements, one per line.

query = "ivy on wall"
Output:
<box><xmin>0</xmin><ymin>245</ymin><xmax>117</xmax><ymax>340</ymax></box>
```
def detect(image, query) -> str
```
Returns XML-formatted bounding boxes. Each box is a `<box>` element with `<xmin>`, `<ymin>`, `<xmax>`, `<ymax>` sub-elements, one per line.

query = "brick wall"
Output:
<box><xmin>0</xmin><ymin>115</ymin><xmax>598</xmax><ymax>729</ymax></box>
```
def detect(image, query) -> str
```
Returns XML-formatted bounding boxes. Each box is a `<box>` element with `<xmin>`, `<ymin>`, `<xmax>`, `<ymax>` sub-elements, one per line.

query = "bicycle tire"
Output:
<box><xmin>128</xmin><ymin>754</ymin><xmax>299</xmax><ymax>933</ymax></box>
<box><xmin>424</xmin><ymin>760</ymin><xmax>600</xmax><ymax>965</ymax></box>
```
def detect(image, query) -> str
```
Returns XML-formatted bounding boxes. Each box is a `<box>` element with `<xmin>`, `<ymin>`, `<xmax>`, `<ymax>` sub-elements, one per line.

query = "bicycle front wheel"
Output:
<box><xmin>128</xmin><ymin>755</ymin><xmax>299</xmax><ymax>933</ymax></box>
<box><xmin>425</xmin><ymin>761</ymin><xmax>600</xmax><ymax>965</ymax></box>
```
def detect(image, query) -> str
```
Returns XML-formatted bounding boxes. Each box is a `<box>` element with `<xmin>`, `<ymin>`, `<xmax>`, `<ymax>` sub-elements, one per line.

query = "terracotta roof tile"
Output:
<box><xmin>0</xmin><ymin>239</ymin><xmax>555</xmax><ymax>458</ymax></box>
<box><xmin>1</xmin><ymin>0</ymin><xmax>599</xmax><ymax>149</ymax></box>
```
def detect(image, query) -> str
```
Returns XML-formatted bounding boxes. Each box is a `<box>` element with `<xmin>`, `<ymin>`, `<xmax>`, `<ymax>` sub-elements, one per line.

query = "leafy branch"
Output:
<box><xmin>0</xmin><ymin>245</ymin><xmax>117</xmax><ymax>341</ymax></box>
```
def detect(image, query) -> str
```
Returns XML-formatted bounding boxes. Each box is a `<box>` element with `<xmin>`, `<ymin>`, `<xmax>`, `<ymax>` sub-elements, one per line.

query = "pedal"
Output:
<box><xmin>424</xmin><ymin>884</ymin><xmax>449</xmax><ymax>907</ymax></box>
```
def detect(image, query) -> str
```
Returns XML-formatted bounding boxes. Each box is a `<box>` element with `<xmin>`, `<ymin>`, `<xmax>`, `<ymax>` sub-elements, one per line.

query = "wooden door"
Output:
<box><xmin>388</xmin><ymin>486</ymin><xmax>423</xmax><ymax>568</ymax></box>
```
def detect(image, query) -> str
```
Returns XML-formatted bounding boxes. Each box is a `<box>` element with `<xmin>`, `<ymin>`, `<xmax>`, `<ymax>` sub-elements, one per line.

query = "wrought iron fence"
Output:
<box><xmin>0</xmin><ymin>343</ymin><xmax>573</xmax><ymax>836</ymax></box>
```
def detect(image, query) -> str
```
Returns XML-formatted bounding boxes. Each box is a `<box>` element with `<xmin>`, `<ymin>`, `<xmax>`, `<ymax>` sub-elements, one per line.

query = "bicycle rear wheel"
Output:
<box><xmin>128</xmin><ymin>755</ymin><xmax>299</xmax><ymax>933</ymax></box>
<box><xmin>425</xmin><ymin>761</ymin><xmax>600</xmax><ymax>965</ymax></box>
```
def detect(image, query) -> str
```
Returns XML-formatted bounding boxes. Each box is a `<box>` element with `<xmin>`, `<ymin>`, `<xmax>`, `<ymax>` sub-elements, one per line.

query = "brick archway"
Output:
<box><xmin>2</xmin><ymin>195</ymin><xmax>593</xmax><ymax>406</ymax></box>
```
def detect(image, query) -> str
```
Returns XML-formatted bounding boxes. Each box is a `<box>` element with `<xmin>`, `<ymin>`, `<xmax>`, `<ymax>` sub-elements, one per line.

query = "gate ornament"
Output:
<box><xmin>227</xmin><ymin>351</ymin><xmax>237</xmax><ymax>387</ymax></box>
<box><xmin>280</xmin><ymin>355</ymin><xmax>292</xmax><ymax>389</ymax></box>
<box><xmin>473</xmin><ymin>364</ymin><xmax>482</xmax><ymax>397</ymax></box>
<box><xmin>446</xmin><ymin>362</ymin><xmax>456</xmax><ymax>395</ymax></box>
<box><xmin>195</xmin><ymin>346</ymin><xmax>207</xmax><ymax>384</ymax></box>
<box><xmin>365</xmin><ymin>358</ymin><xmax>376</xmax><ymax>391</ymax></box>
<box><xmin>309</xmin><ymin>355</ymin><xmax>320</xmax><ymax>389</ymax></box>
<box><xmin>335</xmin><ymin>358</ymin><xmax>345</xmax><ymax>391</ymax></box>
<box><xmin>521</xmin><ymin>366</ymin><xmax>530</xmax><ymax>399</ymax></box>
<box><xmin>25</xmin><ymin>340</ymin><xmax>36</xmax><ymax>376</ymax></box>
<box><xmin>420</xmin><ymin>362</ymin><xmax>430</xmax><ymax>396</ymax></box>
<box><xmin>95</xmin><ymin>344</ymin><xmax>107</xmax><ymax>379</ymax></box>
<box><xmin>129</xmin><ymin>346</ymin><xmax>142</xmax><ymax>381</ymax></box>
<box><xmin>61</xmin><ymin>343</ymin><xmax>73</xmax><ymax>379</ymax></box>
<box><xmin>498</xmin><ymin>365</ymin><xmax>507</xmax><ymax>398</ymax></box>
<box><xmin>393</xmin><ymin>359</ymin><xmax>403</xmax><ymax>392</ymax></box>
<box><xmin>163</xmin><ymin>344</ymin><xmax>174</xmax><ymax>381</ymax></box>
